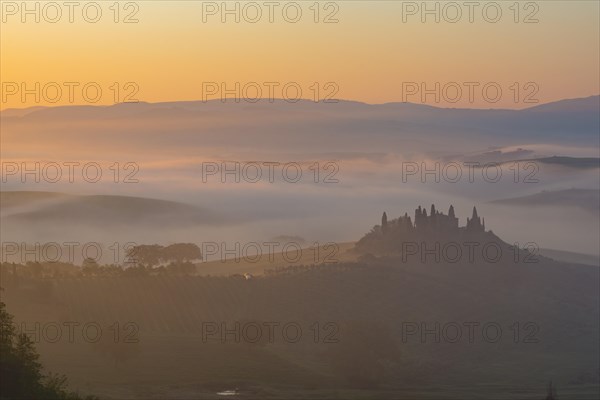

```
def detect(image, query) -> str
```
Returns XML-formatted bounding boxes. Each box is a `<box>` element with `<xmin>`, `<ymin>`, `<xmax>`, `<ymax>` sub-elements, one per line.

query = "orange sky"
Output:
<box><xmin>1</xmin><ymin>1</ymin><xmax>599</xmax><ymax>109</ymax></box>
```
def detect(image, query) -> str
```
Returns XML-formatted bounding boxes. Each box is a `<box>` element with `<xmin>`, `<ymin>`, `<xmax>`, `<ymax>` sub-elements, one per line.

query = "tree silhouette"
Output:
<box><xmin>162</xmin><ymin>243</ymin><xmax>202</xmax><ymax>263</ymax></box>
<box><xmin>126</xmin><ymin>243</ymin><xmax>202</xmax><ymax>267</ymax></box>
<box><xmin>126</xmin><ymin>244</ymin><xmax>163</xmax><ymax>266</ymax></box>
<box><xmin>0</xmin><ymin>301</ymin><xmax>98</xmax><ymax>399</ymax></box>
<box><xmin>545</xmin><ymin>381</ymin><xmax>558</xmax><ymax>400</ymax></box>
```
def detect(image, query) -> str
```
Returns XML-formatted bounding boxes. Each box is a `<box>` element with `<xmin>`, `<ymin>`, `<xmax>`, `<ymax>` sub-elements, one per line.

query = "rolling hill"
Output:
<box><xmin>1</xmin><ymin>191</ymin><xmax>226</xmax><ymax>228</ymax></box>
<box><xmin>490</xmin><ymin>188</ymin><xmax>600</xmax><ymax>215</ymax></box>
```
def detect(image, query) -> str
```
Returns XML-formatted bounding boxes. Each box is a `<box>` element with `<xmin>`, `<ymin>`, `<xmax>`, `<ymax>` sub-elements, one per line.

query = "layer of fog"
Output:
<box><xmin>2</xmin><ymin>99</ymin><xmax>599</xmax><ymax>261</ymax></box>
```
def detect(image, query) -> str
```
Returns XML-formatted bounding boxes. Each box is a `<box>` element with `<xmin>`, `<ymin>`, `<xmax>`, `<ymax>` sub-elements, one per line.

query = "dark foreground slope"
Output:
<box><xmin>1</xmin><ymin>253</ymin><xmax>598</xmax><ymax>400</ymax></box>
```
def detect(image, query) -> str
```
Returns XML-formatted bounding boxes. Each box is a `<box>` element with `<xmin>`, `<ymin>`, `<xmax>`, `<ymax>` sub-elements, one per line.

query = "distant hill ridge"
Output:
<box><xmin>491</xmin><ymin>188</ymin><xmax>600</xmax><ymax>214</ymax></box>
<box><xmin>2</xmin><ymin>95</ymin><xmax>598</xmax><ymax>116</ymax></box>
<box><xmin>493</xmin><ymin>156</ymin><xmax>600</xmax><ymax>169</ymax></box>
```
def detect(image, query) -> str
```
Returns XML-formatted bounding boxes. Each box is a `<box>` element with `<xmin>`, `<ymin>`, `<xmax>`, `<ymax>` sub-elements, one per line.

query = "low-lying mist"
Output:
<box><xmin>2</xmin><ymin>99</ymin><xmax>599</xmax><ymax>261</ymax></box>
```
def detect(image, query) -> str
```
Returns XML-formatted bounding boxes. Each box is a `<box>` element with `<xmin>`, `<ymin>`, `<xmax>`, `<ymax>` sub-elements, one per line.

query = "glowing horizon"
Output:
<box><xmin>1</xmin><ymin>1</ymin><xmax>599</xmax><ymax>110</ymax></box>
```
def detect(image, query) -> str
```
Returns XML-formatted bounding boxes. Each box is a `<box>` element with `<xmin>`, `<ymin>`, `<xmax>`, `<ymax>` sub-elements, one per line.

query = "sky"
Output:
<box><xmin>1</xmin><ymin>0</ymin><xmax>599</xmax><ymax>109</ymax></box>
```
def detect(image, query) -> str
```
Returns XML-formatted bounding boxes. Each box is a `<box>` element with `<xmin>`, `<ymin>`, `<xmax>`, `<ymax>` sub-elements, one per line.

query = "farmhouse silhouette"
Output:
<box><xmin>356</xmin><ymin>204</ymin><xmax>493</xmax><ymax>255</ymax></box>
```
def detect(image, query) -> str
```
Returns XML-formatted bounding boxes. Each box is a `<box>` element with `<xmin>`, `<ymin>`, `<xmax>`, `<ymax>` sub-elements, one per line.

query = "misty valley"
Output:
<box><xmin>1</xmin><ymin>4</ymin><xmax>600</xmax><ymax>398</ymax></box>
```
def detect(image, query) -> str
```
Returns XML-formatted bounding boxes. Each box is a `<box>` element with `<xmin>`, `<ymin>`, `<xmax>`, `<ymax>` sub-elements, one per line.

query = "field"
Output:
<box><xmin>2</xmin><ymin>246</ymin><xmax>598</xmax><ymax>399</ymax></box>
